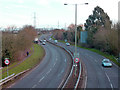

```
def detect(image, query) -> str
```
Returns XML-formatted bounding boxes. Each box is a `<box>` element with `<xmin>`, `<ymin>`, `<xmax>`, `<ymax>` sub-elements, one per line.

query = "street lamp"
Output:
<box><xmin>64</xmin><ymin>2</ymin><xmax>88</xmax><ymax>58</ymax></box>
<box><xmin>64</xmin><ymin>2</ymin><xmax>88</xmax><ymax>76</ymax></box>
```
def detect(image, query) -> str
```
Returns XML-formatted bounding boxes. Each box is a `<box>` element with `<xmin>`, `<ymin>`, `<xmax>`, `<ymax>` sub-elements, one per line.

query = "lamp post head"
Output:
<box><xmin>85</xmin><ymin>3</ymin><xmax>88</xmax><ymax>5</ymax></box>
<box><xmin>64</xmin><ymin>3</ymin><xmax>68</xmax><ymax>5</ymax></box>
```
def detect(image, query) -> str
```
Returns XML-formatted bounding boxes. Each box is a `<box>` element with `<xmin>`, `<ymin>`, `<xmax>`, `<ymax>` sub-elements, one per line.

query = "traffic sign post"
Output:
<box><xmin>74</xmin><ymin>53</ymin><xmax>79</xmax><ymax>76</ymax></box>
<box><xmin>74</xmin><ymin>58</ymin><xmax>80</xmax><ymax>63</ymax></box>
<box><xmin>4</xmin><ymin>58</ymin><xmax>10</xmax><ymax>77</ymax></box>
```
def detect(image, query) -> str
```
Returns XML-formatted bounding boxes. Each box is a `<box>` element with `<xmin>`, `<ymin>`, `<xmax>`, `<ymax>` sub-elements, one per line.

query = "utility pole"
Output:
<box><xmin>34</xmin><ymin>12</ymin><xmax>36</xmax><ymax>28</ymax></box>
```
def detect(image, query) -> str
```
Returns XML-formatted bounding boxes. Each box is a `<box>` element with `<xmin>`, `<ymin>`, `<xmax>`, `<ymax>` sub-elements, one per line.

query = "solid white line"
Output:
<box><xmin>84</xmin><ymin>66</ymin><xmax>87</xmax><ymax>89</ymax></box>
<box><xmin>32</xmin><ymin>84</ymin><xmax>37</xmax><ymax>88</ymax></box>
<box><xmin>110</xmin><ymin>84</ymin><xmax>113</xmax><ymax>89</ymax></box>
<box><xmin>105</xmin><ymin>73</ymin><xmax>110</xmax><ymax>82</ymax></box>
<box><xmin>105</xmin><ymin>72</ymin><xmax>113</xmax><ymax>89</ymax></box>
<box><xmin>39</xmin><ymin>76</ymin><xmax>45</xmax><ymax>82</ymax></box>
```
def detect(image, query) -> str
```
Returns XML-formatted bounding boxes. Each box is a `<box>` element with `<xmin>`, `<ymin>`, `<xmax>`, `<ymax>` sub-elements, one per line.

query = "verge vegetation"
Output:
<box><xmin>2</xmin><ymin>44</ymin><xmax>45</xmax><ymax>78</ymax></box>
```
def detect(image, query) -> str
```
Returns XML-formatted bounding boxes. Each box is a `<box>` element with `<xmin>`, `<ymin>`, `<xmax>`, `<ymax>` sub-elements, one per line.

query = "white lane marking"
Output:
<box><xmin>49</xmin><ymin>68</ymin><xmax>52</xmax><ymax>71</ymax></box>
<box><xmin>32</xmin><ymin>84</ymin><xmax>37</xmax><ymax>88</ymax></box>
<box><xmin>105</xmin><ymin>72</ymin><xmax>113</xmax><ymax>89</ymax></box>
<box><xmin>7</xmin><ymin>62</ymin><xmax>40</xmax><ymax>88</ymax></box>
<box><xmin>56</xmin><ymin>58</ymin><xmax>58</xmax><ymax>61</ymax></box>
<box><xmin>53</xmin><ymin>62</ymin><xmax>56</xmax><ymax>66</ymax></box>
<box><xmin>46</xmin><ymin>68</ymin><xmax>52</xmax><ymax>75</ymax></box>
<box><xmin>94</xmin><ymin>59</ymin><xmax>97</xmax><ymax>62</ymax></box>
<box><xmin>39</xmin><ymin>76</ymin><xmax>45</xmax><ymax>82</ymax></box>
<box><xmin>64</xmin><ymin>59</ymin><xmax>66</xmax><ymax>62</ymax></box>
<box><xmin>46</xmin><ymin>70</ymin><xmax>50</xmax><ymax>75</ymax></box>
<box><xmin>57</xmin><ymin>69</ymin><xmax>64</xmax><ymax>77</ymax></box>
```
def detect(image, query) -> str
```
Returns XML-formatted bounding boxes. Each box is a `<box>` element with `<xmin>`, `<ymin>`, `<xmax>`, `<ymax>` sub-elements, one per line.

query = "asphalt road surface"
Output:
<box><xmin>46</xmin><ymin>34</ymin><xmax>119</xmax><ymax>89</ymax></box>
<box><xmin>11</xmin><ymin>35</ymin><xmax>72</xmax><ymax>88</ymax></box>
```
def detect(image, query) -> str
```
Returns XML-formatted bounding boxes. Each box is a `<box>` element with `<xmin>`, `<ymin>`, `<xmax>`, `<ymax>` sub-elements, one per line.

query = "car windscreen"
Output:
<box><xmin>104</xmin><ymin>61</ymin><xmax>110</xmax><ymax>63</ymax></box>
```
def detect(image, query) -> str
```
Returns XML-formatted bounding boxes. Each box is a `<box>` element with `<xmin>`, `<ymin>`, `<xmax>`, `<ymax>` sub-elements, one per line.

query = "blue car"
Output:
<box><xmin>102</xmin><ymin>59</ymin><xmax>112</xmax><ymax>67</ymax></box>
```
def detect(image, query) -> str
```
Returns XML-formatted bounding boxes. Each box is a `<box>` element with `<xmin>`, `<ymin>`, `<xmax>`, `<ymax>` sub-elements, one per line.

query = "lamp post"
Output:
<box><xmin>64</xmin><ymin>2</ymin><xmax>88</xmax><ymax>76</ymax></box>
<box><xmin>64</xmin><ymin>2</ymin><xmax>88</xmax><ymax>58</ymax></box>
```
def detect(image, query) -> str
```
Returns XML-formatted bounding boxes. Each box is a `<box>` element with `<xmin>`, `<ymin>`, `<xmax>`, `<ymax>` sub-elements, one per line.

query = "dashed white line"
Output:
<box><xmin>39</xmin><ymin>76</ymin><xmax>45</xmax><ymax>82</ymax></box>
<box><xmin>32</xmin><ymin>84</ymin><xmax>37</xmax><ymax>88</ymax></box>
<box><xmin>94</xmin><ymin>59</ymin><xmax>97</xmax><ymax>62</ymax></box>
<box><xmin>64</xmin><ymin>59</ymin><xmax>66</xmax><ymax>62</ymax></box>
<box><xmin>53</xmin><ymin>62</ymin><xmax>56</xmax><ymax>66</ymax></box>
<box><xmin>56</xmin><ymin>58</ymin><xmax>58</xmax><ymax>61</ymax></box>
<box><xmin>57</xmin><ymin>69</ymin><xmax>64</xmax><ymax>77</ymax></box>
<box><xmin>46</xmin><ymin>70</ymin><xmax>50</xmax><ymax>75</ymax></box>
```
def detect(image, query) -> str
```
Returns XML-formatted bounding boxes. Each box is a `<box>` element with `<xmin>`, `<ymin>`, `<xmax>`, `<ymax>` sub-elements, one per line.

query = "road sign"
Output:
<box><xmin>4</xmin><ymin>59</ymin><xmax>10</xmax><ymax>65</ymax></box>
<box><xmin>74</xmin><ymin>58</ymin><xmax>80</xmax><ymax>63</ymax></box>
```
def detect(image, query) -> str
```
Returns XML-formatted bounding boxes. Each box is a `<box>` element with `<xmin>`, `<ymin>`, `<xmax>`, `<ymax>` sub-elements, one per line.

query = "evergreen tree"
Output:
<box><xmin>84</xmin><ymin>6</ymin><xmax>112</xmax><ymax>46</ymax></box>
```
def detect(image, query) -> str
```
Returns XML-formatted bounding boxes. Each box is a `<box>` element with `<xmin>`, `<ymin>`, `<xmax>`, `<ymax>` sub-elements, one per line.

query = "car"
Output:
<box><xmin>49</xmin><ymin>38</ymin><xmax>52</xmax><ymax>40</ymax></box>
<box><xmin>42</xmin><ymin>42</ymin><xmax>46</xmax><ymax>45</ymax></box>
<box><xmin>54</xmin><ymin>40</ymin><xmax>58</xmax><ymax>44</ymax></box>
<box><xmin>66</xmin><ymin>42</ymin><xmax>70</xmax><ymax>46</ymax></box>
<box><xmin>102</xmin><ymin>59</ymin><xmax>112</xmax><ymax>67</ymax></box>
<box><xmin>39</xmin><ymin>40</ymin><xmax>42</xmax><ymax>43</ymax></box>
<box><xmin>43</xmin><ymin>40</ymin><xmax>46</xmax><ymax>42</ymax></box>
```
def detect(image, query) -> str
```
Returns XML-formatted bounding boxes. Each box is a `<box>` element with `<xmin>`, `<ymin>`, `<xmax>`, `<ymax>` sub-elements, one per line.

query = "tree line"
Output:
<box><xmin>2</xmin><ymin>25</ymin><xmax>37</xmax><ymax>66</ymax></box>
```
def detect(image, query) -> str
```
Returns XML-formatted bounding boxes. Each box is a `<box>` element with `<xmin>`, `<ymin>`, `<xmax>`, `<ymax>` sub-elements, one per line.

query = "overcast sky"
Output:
<box><xmin>0</xmin><ymin>0</ymin><xmax>119</xmax><ymax>28</ymax></box>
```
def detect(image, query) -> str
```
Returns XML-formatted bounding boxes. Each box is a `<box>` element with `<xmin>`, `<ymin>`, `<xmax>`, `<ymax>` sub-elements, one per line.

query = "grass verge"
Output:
<box><xmin>1</xmin><ymin>44</ymin><xmax>45</xmax><ymax>79</ymax></box>
<box><xmin>58</xmin><ymin>40</ymin><xmax>66</xmax><ymax>43</ymax></box>
<box><xmin>51</xmin><ymin>35</ymin><xmax>55</xmax><ymax>40</ymax></box>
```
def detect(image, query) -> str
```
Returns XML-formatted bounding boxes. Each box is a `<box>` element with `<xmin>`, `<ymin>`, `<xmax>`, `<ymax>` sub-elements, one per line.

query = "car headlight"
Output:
<box><xmin>109</xmin><ymin>63</ymin><xmax>112</xmax><ymax>66</ymax></box>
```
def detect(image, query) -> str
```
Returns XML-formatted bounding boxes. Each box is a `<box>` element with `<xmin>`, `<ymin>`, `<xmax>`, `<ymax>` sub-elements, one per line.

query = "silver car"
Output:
<box><xmin>54</xmin><ymin>40</ymin><xmax>58</xmax><ymax>44</ymax></box>
<box><xmin>42</xmin><ymin>42</ymin><xmax>46</xmax><ymax>45</ymax></box>
<box><xmin>102</xmin><ymin>59</ymin><xmax>112</xmax><ymax>67</ymax></box>
<box><xmin>66</xmin><ymin>42</ymin><xmax>70</xmax><ymax>46</ymax></box>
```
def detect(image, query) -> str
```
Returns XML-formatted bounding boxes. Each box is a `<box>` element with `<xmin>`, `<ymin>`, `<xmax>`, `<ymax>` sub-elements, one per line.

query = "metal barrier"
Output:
<box><xmin>0</xmin><ymin>69</ymin><xmax>29</xmax><ymax>86</ymax></box>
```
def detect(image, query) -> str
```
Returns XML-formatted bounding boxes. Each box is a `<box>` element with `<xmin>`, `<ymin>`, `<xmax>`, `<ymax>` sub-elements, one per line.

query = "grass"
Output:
<box><xmin>1</xmin><ymin>44</ymin><xmax>45</xmax><ymax>79</ymax></box>
<box><xmin>58</xmin><ymin>40</ymin><xmax>66</xmax><ymax>43</ymax></box>
<box><xmin>2</xmin><ymin>46</ymin><xmax>34</xmax><ymax>73</ymax></box>
<box><xmin>51</xmin><ymin>35</ymin><xmax>55</xmax><ymax>40</ymax></box>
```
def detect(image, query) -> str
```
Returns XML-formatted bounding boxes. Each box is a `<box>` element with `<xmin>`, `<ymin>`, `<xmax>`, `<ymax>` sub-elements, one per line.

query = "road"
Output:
<box><xmin>47</xmin><ymin>34</ymin><xmax>119</xmax><ymax>88</ymax></box>
<box><xmin>11</xmin><ymin>35</ymin><xmax>72</xmax><ymax>88</ymax></box>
